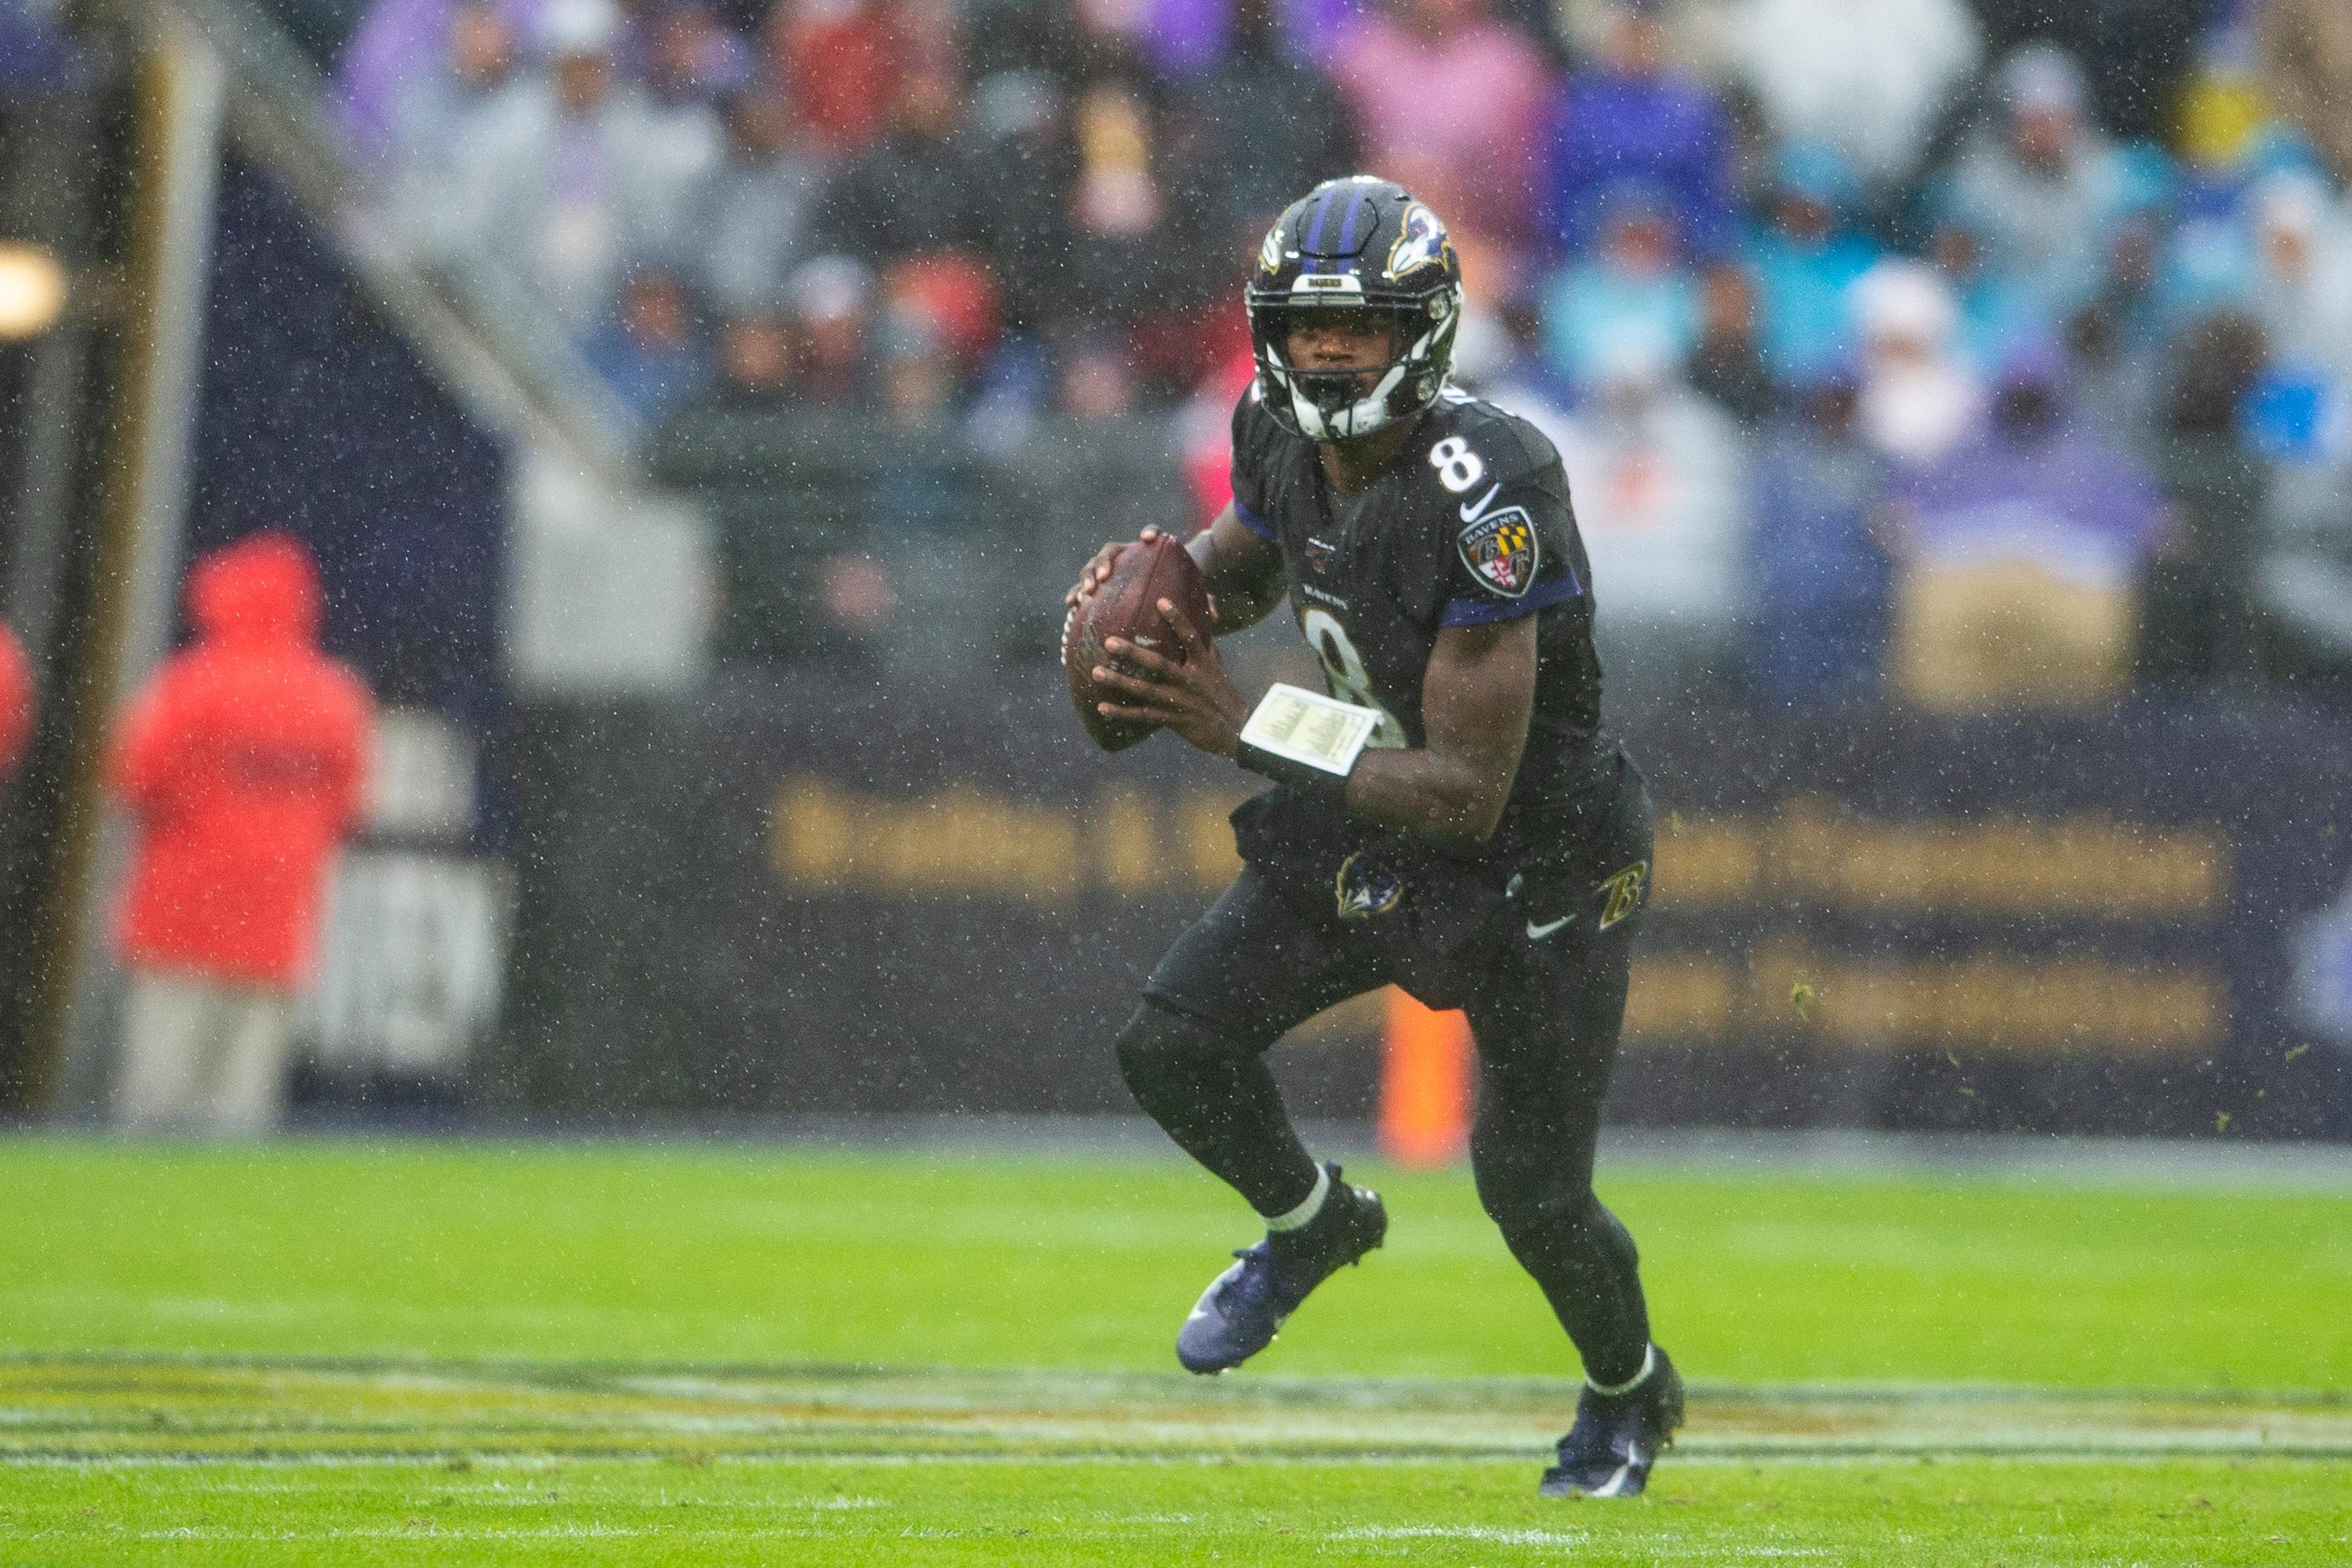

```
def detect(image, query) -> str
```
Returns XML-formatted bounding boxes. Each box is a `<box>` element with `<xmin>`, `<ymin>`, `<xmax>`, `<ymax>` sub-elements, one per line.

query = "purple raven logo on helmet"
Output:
<box><xmin>1384</xmin><ymin>203</ymin><xmax>1454</xmax><ymax>282</ymax></box>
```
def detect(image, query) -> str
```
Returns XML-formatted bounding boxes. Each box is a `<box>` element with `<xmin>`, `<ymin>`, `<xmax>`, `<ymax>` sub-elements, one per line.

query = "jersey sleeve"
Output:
<box><xmin>1228</xmin><ymin>387</ymin><xmax>1279</xmax><ymax>544</ymax></box>
<box><xmin>1437</xmin><ymin>440</ymin><xmax>1584</xmax><ymax>629</ymax></box>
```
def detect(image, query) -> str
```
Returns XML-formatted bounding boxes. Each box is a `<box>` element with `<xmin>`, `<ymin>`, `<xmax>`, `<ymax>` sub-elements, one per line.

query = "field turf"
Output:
<box><xmin>2</xmin><ymin>1136</ymin><xmax>2349</xmax><ymax>1564</ymax></box>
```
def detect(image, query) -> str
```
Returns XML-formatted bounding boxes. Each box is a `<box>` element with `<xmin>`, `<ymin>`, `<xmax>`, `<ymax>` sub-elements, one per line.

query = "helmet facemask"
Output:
<box><xmin>1250</xmin><ymin>290</ymin><xmax>1461</xmax><ymax>442</ymax></box>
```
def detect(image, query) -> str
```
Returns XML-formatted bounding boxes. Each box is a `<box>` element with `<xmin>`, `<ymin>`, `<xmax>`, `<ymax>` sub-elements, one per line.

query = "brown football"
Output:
<box><xmin>1063</xmin><ymin>533</ymin><xmax>1214</xmax><ymax>752</ymax></box>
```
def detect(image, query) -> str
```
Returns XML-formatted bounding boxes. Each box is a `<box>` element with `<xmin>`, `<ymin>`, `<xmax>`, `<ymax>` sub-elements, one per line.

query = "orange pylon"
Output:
<box><xmin>1378</xmin><ymin>987</ymin><xmax>1472</xmax><ymax>1166</ymax></box>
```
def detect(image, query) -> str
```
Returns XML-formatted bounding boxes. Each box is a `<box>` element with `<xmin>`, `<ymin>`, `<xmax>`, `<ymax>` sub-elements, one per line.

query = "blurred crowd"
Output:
<box><xmin>337</xmin><ymin>0</ymin><xmax>2352</xmax><ymax>708</ymax></box>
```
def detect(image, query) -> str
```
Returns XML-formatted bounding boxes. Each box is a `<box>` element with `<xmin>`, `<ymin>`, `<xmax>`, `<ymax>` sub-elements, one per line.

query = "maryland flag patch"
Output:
<box><xmin>1457</xmin><ymin>506</ymin><xmax>1538</xmax><ymax>598</ymax></box>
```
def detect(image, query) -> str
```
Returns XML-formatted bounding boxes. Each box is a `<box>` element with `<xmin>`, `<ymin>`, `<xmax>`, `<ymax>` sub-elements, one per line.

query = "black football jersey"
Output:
<box><xmin>1229</xmin><ymin>384</ymin><xmax>1610</xmax><ymax>851</ymax></box>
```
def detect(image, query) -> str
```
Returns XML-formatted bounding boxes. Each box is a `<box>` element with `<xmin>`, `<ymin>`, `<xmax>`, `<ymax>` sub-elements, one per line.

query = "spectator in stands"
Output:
<box><xmin>1973</xmin><ymin>0</ymin><xmax>2215</xmax><ymax>146</ymax></box>
<box><xmin>1944</xmin><ymin>44</ymin><xmax>2139</xmax><ymax>325</ymax></box>
<box><xmin>1331</xmin><ymin>0</ymin><xmax>1551</xmax><ymax>256</ymax></box>
<box><xmin>956</xmin><ymin>72</ymin><xmax>1076</xmax><ymax>346</ymax></box>
<box><xmin>1538</xmin><ymin>191</ymin><xmax>1698</xmax><ymax>393</ymax></box>
<box><xmin>2065</xmin><ymin>163</ymin><xmax>2172</xmax><ymax>448</ymax></box>
<box><xmin>376</xmin><ymin>0</ymin><xmax>516</xmax><ymax>173</ymax></box>
<box><xmin>1174</xmin><ymin>344</ymin><xmax>1259</xmax><ymax>525</ymax></box>
<box><xmin>1851</xmin><ymin>260</ymin><xmax>1982</xmax><ymax>470</ymax></box>
<box><xmin>2258</xmin><ymin>0</ymin><xmax>2352</xmax><ymax>185</ymax></box>
<box><xmin>812</xmin><ymin>63</ymin><xmax>984</xmax><ymax>265</ymax></box>
<box><xmin>1166</xmin><ymin>0</ymin><xmax>1359</xmax><ymax>237</ymax></box>
<box><xmin>1138</xmin><ymin>0</ymin><xmax>1403</xmax><ymax>78</ymax></box>
<box><xmin>1743</xmin><ymin>141</ymin><xmax>1879</xmax><ymax>388</ymax></box>
<box><xmin>869</xmin><ymin>307</ymin><xmax>971</xmax><ymax>522</ymax></box>
<box><xmin>876</xmin><ymin>308</ymin><xmax>960</xmax><ymax>426</ymax></box>
<box><xmin>2256</xmin><ymin>453</ymin><xmax>2352</xmax><ymax>692</ymax></box>
<box><xmin>1549</xmin><ymin>334</ymin><xmax>1749</xmax><ymax>699</ymax></box>
<box><xmin>336</xmin><ymin>0</ymin><xmax>537</xmax><ymax>162</ymax></box>
<box><xmin>0</xmin><ymin>619</ymin><xmax>31</xmax><ymax>784</ymax></box>
<box><xmin>1921</xmin><ymin>189</ymin><xmax>2048</xmax><ymax>376</ymax></box>
<box><xmin>766</xmin><ymin>0</ymin><xmax>913</xmax><ymax>156</ymax></box>
<box><xmin>882</xmin><ymin>254</ymin><xmax>1005</xmax><ymax>392</ymax></box>
<box><xmin>1537</xmin><ymin>0</ymin><xmax>1734</xmax><ymax>261</ymax></box>
<box><xmin>2240</xmin><ymin>172</ymin><xmax>2352</xmax><ymax>402</ymax></box>
<box><xmin>870</xmin><ymin>309</ymin><xmax>989</xmax><ymax>666</ymax></box>
<box><xmin>583</xmin><ymin>267</ymin><xmax>712</xmax><ymax>422</ymax></box>
<box><xmin>2243</xmin><ymin>270</ymin><xmax>2352</xmax><ymax>681</ymax></box>
<box><xmin>108</xmin><ymin>535</ymin><xmax>374</xmax><ymax>1135</ymax></box>
<box><xmin>1054</xmin><ymin>77</ymin><xmax>1216</xmax><ymax>359</ymax></box>
<box><xmin>1726</xmin><ymin>0</ymin><xmax>1979</xmax><ymax>201</ymax></box>
<box><xmin>1686</xmin><ymin>263</ymin><xmax>1777</xmax><ymax>428</ymax></box>
<box><xmin>1061</xmin><ymin>336</ymin><xmax>1140</xmax><ymax>421</ymax></box>
<box><xmin>1748</xmin><ymin>368</ymin><xmax>1891</xmax><ymax>702</ymax></box>
<box><xmin>787</xmin><ymin>254</ymin><xmax>876</xmax><ymax>402</ymax></box>
<box><xmin>1461</xmin><ymin>296</ymin><xmax>1578</xmax><ymax>428</ymax></box>
<box><xmin>633</xmin><ymin>7</ymin><xmax>735</xmax><ymax>222</ymax></box>
<box><xmin>963</xmin><ymin>0</ymin><xmax>1094</xmax><ymax>86</ymax></box>
<box><xmin>707</xmin><ymin>312</ymin><xmax>804</xmax><ymax>408</ymax></box>
<box><xmin>444</xmin><ymin>0</ymin><xmax>702</xmax><ymax>330</ymax></box>
<box><xmin>643</xmin><ymin>0</ymin><xmax>753</xmax><ymax>107</ymax></box>
<box><xmin>1548</xmin><ymin>0</ymin><xmax>1728</xmax><ymax>71</ymax></box>
<box><xmin>371</xmin><ymin>0</ymin><xmax>524</xmax><ymax>263</ymax></box>
<box><xmin>695</xmin><ymin>82</ymin><xmax>828</xmax><ymax>317</ymax></box>
<box><xmin>1885</xmin><ymin>337</ymin><xmax>2165</xmax><ymax>710</ymax></box>
<box><xmin>2142</xmin><ymin>314</ymin><xmax>2267</xmax><ymax>685</ymax></box>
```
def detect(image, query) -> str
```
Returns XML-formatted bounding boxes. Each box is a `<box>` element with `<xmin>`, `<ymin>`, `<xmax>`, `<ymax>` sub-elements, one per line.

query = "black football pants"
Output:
<box><xmin>1116</xmin><ymin>783</ymin><xmax>1655</xmax><ymax>1388</ymax></box>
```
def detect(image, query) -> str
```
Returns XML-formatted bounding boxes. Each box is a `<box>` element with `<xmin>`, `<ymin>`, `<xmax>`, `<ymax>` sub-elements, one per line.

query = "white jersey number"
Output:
<box><xmin>1428</xmin><ymin>435</ymin><xmax>1486</xmax><ymax>494</ymax></box>
<box><xmin>1299</xmin><ymin>608</ymin><xmax>1407</xmax><ymax>749</ymax></box>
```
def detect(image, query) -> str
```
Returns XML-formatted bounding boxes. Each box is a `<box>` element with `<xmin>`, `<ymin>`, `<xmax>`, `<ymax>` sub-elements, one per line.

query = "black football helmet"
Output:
<box><xmin>1244</xmin><ymin>176</ymin><xmax>1465</xmax><ymax>442</ymax></box>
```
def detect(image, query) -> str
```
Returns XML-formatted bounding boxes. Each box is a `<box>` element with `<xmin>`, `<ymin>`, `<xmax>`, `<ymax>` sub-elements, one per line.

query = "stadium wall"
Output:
<box><xmin>498</xmin><ymin>670</ymin><xmax>2352</xmax><ymax>1140</ymax></box>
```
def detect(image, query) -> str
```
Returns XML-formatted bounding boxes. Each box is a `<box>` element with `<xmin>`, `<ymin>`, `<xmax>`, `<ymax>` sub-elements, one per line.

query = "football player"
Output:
<box><xmin>1065</xmin><ymin>176</ymin><xmax>1680</xmax><ymax>1498</ymax></box>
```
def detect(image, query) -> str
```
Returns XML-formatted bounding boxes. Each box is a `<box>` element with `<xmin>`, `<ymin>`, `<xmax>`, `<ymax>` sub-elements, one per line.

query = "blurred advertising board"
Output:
<box><xmin>638</xmin><ymin>672</ymin><xmax>2352</xmax><ymax>1136</ymax></box>
<box><xmin>307</xmin><ymin>710</ymin><xmax>510</xmax><ymax>1086</ymax></box>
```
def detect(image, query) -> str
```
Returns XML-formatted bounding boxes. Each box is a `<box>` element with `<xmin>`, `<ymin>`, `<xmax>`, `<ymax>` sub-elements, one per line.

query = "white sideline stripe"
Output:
<box><xmin>10</xmin><ymin>1446</ymin><xmax>2352</xmax><ymax>1474</ymax></box>
<box><xmin>19</xmin><ymin>1351</ymin><xmax>2350</xmax><ymax>1405</ymax></box>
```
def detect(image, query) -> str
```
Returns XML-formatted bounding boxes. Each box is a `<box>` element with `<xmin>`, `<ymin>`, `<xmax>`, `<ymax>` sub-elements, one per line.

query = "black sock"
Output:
<box><xmin>1501</xmin><ymin>1199</ymin><xmax>1652</xmax><ymax>1389</ymax></box>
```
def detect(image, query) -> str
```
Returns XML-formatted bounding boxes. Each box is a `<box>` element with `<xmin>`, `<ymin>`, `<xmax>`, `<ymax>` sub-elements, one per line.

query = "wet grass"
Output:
<box><xmin>0</xmin><ymin>1136</ymin><xmax>2347</xmax><ymax>1563</ymax></box>
<box><xmin>5</xmin><ymin>1451</ymin><xmax>2350</xmax><ymax>1567</ymax></box>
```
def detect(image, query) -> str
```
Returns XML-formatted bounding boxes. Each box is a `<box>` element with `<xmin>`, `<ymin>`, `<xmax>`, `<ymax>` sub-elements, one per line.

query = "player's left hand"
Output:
<box><xmin>1093</xmin><ymin>598</ymin><xmax>1248</xmax><ymax>759</ymax></box>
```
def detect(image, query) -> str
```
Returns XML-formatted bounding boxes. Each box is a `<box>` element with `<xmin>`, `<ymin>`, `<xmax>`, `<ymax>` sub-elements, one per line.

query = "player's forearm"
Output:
<box><xmin>1203</xmin><ymin>570</ymin><xmax>1286</xmax><ymax>633</ymax></box>
<box><xmin>1334</xmin><ymin>619</ymin><xmax>1532</xmax><ymax>850</ymax></box>
<box><xmin>1189</xmin><ymin>510</ymin><xmax>1287</xmax><ymax>633</ymax></box>
<box><xmin>1344</xmin><ymin>748</ymin><xmax>1516</xmax><ymax>850</ymax></box>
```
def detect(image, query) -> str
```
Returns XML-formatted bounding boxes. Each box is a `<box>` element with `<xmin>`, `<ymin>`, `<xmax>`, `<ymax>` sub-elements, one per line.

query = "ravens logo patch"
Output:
<box><xmin>1457</xmin><ymin>506</ymin><xmax>1538</xmax><ymax>598</ymax></box>
<box><xmin>1334</xmin><ymin>851</ymin><xmax>1403</xmax><ymax>920</ymax></box>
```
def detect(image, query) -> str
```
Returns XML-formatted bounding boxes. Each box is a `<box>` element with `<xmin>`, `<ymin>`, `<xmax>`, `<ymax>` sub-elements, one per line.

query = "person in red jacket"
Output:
<box><xmin>107</xmin><ymin>533</ymin><xmax>374</xmax><ymax>1133</ymax></box>
<box><xmin>0</xmin><ymin>619</ymin><xmax>31</xmax><ymax>783</ymax></box>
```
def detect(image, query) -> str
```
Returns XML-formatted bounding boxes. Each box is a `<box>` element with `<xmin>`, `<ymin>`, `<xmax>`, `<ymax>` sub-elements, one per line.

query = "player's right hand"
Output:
<box><xmin>1064</xmin><ymin>528</ymin><xmax>1169</xmax><ymax>608</ymax></box>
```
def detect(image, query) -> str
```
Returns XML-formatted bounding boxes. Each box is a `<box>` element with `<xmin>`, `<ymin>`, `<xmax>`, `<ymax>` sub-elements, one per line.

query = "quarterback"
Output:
<box><xmin>1066</xmin><ymin>176</ymin><xmax>1681</xmax><ymax>1497</ymax></box>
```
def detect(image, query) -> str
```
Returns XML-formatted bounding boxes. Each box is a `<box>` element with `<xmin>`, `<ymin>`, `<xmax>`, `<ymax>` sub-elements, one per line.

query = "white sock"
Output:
<box><xmin>1587</xmin><ymin>1344</ymin><xmax>1657</xmax><ymax>1398</ymax></box>
<box><xmin>1264</xmin><ymin>1165</ymin><xmax>1331</xmax><ymax>1232</ymax></box>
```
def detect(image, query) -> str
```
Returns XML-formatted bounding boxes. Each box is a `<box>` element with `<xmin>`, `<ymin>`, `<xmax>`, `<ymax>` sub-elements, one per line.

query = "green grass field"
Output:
<box><xmin>2</xmin><ymin>1136</ymin><xmax>2349</xmax><ymax>1565</ymax></box>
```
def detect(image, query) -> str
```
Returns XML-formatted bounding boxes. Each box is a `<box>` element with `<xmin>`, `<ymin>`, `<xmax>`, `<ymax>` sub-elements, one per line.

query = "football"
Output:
<box><xmin>1063</xmin><ymin>533</ymin><xmax>1214</xmax><ymax>751</ymax></box>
